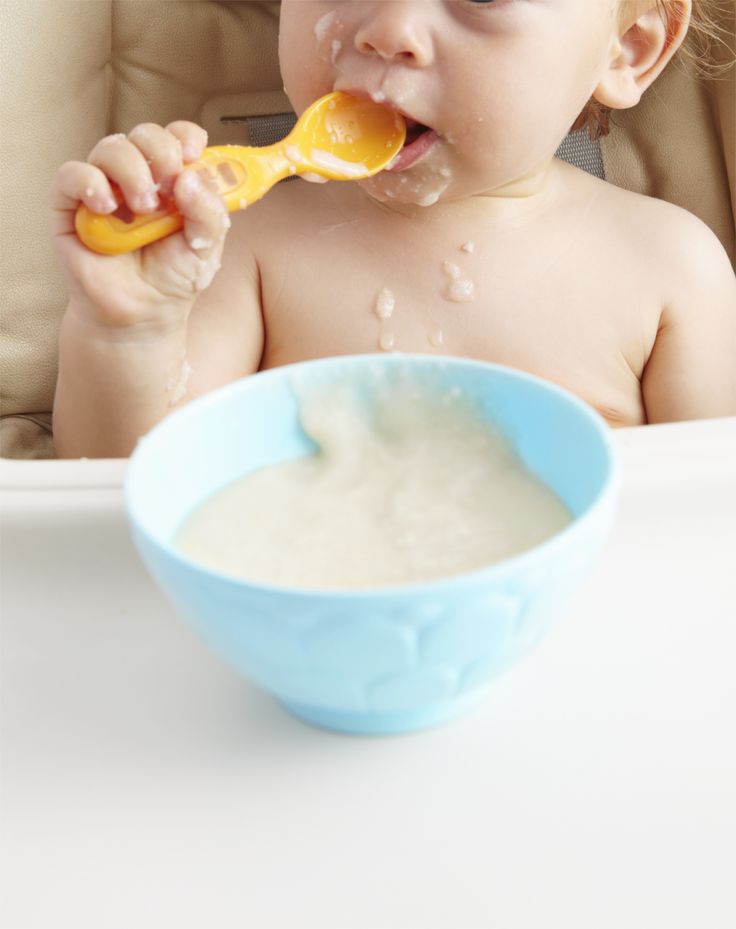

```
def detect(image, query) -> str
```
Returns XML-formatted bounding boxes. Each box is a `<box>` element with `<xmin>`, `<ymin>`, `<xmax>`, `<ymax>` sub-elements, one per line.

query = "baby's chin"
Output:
<box><xmin>359</xmin><ymin>149</ymin><xmax>455</xmax><ymax>208</ymax></box>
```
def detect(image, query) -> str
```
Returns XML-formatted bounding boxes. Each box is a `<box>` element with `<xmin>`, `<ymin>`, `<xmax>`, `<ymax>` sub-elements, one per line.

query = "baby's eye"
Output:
<box><xmin>456</xmin><ymin>0</ymin><xmax>515</xmax><ymax>18</ymax></box>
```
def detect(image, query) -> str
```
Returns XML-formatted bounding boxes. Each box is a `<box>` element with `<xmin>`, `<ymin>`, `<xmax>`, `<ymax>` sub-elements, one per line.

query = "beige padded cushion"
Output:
<box><xmin>0</xmin><ymin>0</ymin><xmax>734</xmax><ymax>459</ymax></box>
<box><xmin>1</xmin><ymin>0</ymin><xmax>110</xmax><ymax>457</ymax></box>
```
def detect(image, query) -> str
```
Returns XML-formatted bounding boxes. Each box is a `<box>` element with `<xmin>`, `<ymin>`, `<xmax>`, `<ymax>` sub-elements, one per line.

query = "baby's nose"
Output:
<box><xmin>354</xmin><ymin>1</ymin><xmax>434</xmax><ymax>66</ymax></box>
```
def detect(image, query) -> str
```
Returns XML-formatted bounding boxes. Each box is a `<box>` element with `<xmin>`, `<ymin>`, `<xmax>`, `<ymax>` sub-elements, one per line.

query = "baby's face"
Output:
<box><xmin>279</xmin><ymin>0</ymin><xmax>622</xmax><ymax>206</ymax></box>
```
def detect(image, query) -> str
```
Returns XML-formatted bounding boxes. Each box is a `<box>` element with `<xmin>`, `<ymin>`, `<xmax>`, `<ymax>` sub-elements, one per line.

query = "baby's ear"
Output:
<box><xmin>593</xmin><ymin>0</ymin><xmax>691</xmax><ymax>110</ymax></box>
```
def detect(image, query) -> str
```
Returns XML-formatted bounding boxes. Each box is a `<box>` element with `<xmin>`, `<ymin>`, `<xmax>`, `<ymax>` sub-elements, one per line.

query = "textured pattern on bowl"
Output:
<box><xmin>126</xmin><ymin>355</ymin><xmax>619</xmax><ymax>734</ymax></box>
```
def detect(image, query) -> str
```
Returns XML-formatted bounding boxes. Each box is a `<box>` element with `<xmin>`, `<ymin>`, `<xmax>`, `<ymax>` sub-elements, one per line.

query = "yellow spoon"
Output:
<box><xmin>75</xmin><ymin>92</ymin><xmax>406</xmax><ymax>256</ymax></box>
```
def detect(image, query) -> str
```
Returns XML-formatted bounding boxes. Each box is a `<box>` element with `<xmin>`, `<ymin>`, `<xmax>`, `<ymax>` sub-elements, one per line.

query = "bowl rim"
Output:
<box><xmin>125</xmin><ymin>353</ymin><xmax>620</xmax><ymax>600</ymax></box>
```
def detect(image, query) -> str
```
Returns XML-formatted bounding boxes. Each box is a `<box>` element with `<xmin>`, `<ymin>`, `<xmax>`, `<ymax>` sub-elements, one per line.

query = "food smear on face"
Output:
<box><xmin>361</xmin><ymin>135</ymin><xmax>452</xmax><ymax>206</ymax></box>
<box><xmin>314</xmin><ymin>9</ymin><xmax>339</xmax><ymax>47</ymax></box>
<box><xmin>174</xmin><ymin>375</ymin><xmax>573</xmax><ymax>589</ymax></box>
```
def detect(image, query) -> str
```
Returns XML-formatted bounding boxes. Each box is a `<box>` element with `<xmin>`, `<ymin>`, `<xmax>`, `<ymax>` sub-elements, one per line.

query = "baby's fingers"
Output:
<box><xmin>166</xmin><ymin>121</ymin><xmax>208</xmax><ymax>164</ymax></box>
<box><xmin>127</xmin><ymin>123</ymin><xmax>185</xmax><ymax>198</ymax></box>
<box><xmin>51</xmin><ymin>161</ymin><xmax>118</xmax><ymax>236</ymax></box>
<box><xmin>88</xmin><ymin>133</ymin><xmax>160</xmax><ymax>214</ymax></box>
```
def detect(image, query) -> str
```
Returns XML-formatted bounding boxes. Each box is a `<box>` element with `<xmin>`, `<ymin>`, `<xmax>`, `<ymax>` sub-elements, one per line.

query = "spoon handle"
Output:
<box><xmin>74</xmin><ymin>144</ymin><xmax>292</xmax><ymax>256</ymax></box>
<box><xmin>73</xmin><ymin>90</ymin><xmax>405</xmax><ymax>255</ymax></box>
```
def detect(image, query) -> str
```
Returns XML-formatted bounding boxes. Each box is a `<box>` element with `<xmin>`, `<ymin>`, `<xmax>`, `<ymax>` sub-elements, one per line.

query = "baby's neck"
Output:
<box><xmin>479</xmin><ymin>157</ymin><xmax>556</xmax><ymax>201</ymax></box>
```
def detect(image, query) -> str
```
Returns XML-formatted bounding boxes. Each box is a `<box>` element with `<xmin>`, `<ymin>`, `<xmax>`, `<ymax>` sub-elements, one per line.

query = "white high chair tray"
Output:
<box><xmin>1</xmin><ymin>418</ymin><xmax>735</xmax><ymax>929</ymax></box>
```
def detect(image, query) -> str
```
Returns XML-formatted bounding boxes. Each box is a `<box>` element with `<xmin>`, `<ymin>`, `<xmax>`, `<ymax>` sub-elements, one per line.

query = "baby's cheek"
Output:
<box><xmin>282</xmin><ymin>58</ymin><xmax>334</xmax><ymax>116</ymax></box>
<box><xmin>279</xmin><ymin>5</ymin><xmax>342</xmax><ymax>111</ymax></box>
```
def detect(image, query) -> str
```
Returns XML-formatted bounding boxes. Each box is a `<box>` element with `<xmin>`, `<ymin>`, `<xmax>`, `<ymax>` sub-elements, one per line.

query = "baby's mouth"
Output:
<box><xmin>386</xmin><ymin>118</ymin><xmax>438</xmax><ymax>172</ymax></box>
<box><xmin>404</xmin><ymin>119</ymin><xmax>430</xmax><ymax>144</ymax></box>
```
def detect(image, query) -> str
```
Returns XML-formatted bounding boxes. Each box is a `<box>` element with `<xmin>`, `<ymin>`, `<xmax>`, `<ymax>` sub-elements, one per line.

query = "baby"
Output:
<box><xmin>51</xmin><ymin>0</ymin><xmax>736</xmax><ymax>457</ymax></box>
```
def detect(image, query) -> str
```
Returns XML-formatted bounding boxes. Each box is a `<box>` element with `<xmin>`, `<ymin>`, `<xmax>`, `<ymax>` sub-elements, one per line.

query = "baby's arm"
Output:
<box><xmin>642</xmin><ymin>213</ymin><xmax>736</xmax><ymax>423</ymax></box>
<box><xmin>51</xmin><ymin>123</ymin><xmax>263</xmax><ymax>458</ymax></box>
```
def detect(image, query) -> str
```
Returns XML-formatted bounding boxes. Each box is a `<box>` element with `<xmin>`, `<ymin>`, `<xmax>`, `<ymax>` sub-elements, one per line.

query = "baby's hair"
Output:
<box><xmin>574</xmin><ymin>0</ymin><xmax>735</xmax><ymax>139</ymax></box>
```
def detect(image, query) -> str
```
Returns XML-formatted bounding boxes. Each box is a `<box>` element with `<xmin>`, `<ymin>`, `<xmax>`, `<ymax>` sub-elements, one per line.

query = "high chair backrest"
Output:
<box><xmin>1</xmin><ymin>0</ymin><xmax>734</xmax><ymax>459</ymax></box>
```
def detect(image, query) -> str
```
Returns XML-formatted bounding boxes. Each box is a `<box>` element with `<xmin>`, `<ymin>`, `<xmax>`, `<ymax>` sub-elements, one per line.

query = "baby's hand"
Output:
<box><xmin>51</xmin><ymin>122</ymin><xmax>230</xmax><ymax>329</ymax></box>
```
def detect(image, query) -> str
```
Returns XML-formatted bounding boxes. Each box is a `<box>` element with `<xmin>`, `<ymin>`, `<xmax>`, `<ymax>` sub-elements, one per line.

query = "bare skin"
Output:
<box><xmin>52</xmin><ymin>0</ymin><xmax>736</xmax><ymax>457</ymax></box>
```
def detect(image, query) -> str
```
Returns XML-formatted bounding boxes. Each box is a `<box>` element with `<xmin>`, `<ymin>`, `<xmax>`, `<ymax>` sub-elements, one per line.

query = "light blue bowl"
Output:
<box><xmin>125</xmin><ymin>355</ymin><xmax>619</xmax><ymax>734</ymax></box>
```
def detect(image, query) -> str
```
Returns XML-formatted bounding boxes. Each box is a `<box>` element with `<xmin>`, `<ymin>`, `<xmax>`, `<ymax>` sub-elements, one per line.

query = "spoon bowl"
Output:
<box><xmin>76</xmin><ymin>92</ymin><xmax>406</xmax><ymax>255</ymax></box>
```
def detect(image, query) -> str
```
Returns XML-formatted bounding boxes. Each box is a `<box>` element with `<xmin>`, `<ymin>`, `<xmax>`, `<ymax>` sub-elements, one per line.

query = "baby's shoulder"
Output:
<box><xmin>601</xmin><ymin>180</ymin><xmax>735</xmax><ymax>321</ymax></box>
<box><xmin>562</xmin><ymin>164</ymin><xmax>732</xmax><ymax>286</ymax></box>
<box><xmin>594</xmin><ymin>174</ymin><xmax>727</xmax><ymax>265</ymax></box>
<box><xmin>551</xmin><ymin>162</ymin><xmax>735</xmax><ymax>328</ymax></box>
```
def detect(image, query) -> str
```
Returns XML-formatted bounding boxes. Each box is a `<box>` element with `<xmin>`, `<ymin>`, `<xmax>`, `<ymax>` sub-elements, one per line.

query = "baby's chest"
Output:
<box><xmin>258</xmin><ymin>235</ymin><xmax>655</xmax><ymax>425</ymax></box>
<box><xmin>266</xmin><ymin>249</ymin><xmax>635</xmax><ymax>356</ymax></box>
